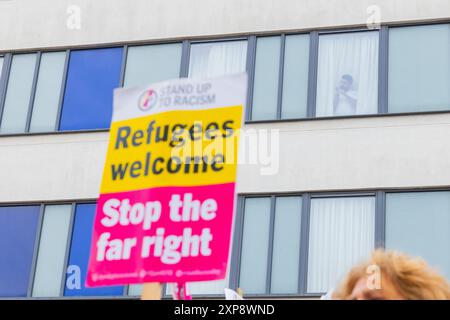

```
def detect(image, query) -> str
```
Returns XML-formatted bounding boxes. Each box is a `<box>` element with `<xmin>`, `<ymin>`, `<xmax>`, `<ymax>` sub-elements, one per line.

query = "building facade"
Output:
<box><xmin>0</xmin><ymin>0</ymin><xmax>449</xmax><ymax>299</ymax></box>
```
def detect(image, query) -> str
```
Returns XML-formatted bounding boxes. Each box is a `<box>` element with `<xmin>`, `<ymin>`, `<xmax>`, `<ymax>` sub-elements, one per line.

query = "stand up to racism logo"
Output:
<box><xmin>138</xmin><ymin>89</ymin><xmax>158</xmax><ymax>111</ymax></box>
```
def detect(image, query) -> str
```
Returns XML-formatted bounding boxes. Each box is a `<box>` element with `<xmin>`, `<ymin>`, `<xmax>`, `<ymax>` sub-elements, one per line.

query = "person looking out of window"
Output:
<box><xmin>333</xmin><ymin>74</ymin><xmax>357</xmax><ymax>116</ymax></box>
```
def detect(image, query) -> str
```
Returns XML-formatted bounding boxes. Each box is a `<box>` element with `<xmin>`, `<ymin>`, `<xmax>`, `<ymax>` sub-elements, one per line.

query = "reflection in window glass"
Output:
<box><xmin>0</xmin><ymin>53</ymin><xmax>36</xmax><ymax>133</ymax></box>
<box><xmin>32</xmin><ymin>205</ymin><xmax>72</xmax><ymax>297</ymax></box>
<box><xmin>251</xmin><ymin>37</ymin><xmax>280</xmax><ymax>120</ymax></box>
<box><xmin>64</xmin><ymin>204</ymin><xmax>124</xmax><ymax>296</ymax></box>
<box><xmin>386</xmin><ymin>192</ymin><xmax>450</xmax><ymax>280</ymax></box>
<box><xmin>124</xmin><ymin>43</ymin><xmax>182</xmax><ymax>87</ymax></box>
<box><xmin>389</xmin><ymin>24</ymin><xmax>450</xmax><ymax>113</ymax></box>
<box><xmin>281</xmin><ymin>35</ymin><xmax>309</xmax><ymax>119</ymax></box>
<box><xmin>316</xmin><ymin>32</ymin><xmax>379</xmax><ymax>117</ymax></box>
<box><xmin>189</xmin><ymin>40</ymin><xmax>247</xmax><ymax>79</ymax></box>
<box><xmin>271</xmin><ymin>197</ymin><xmax>302</xmax><ymax>294</ymax></box>
<box><xmin>307</xmin><ymin>196</ymin><xmax>375</xmax><ymax>293</ymax></box>
<box><xmin>0</xmin><ymin>206</ymin><xmax>40</xmax><ymax>297</ymax></box>
<box><xmin>59</xmin><ymin>48</ymin><xmax>123</xmax><ymax>131</ymax></box>
<box><xmin>29</xmin><ymin>52</ymin><xmax>66</xmax><ymax>132</ymax></box>
<box><xmin>239</xmin><ymin>197</ymin><xmax>271</xmax><ymax>294</ymax></box>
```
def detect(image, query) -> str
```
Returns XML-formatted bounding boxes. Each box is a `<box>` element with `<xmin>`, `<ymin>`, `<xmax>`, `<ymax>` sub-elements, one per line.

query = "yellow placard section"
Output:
<box><xmin>100</xmin><ymin>105</ymin><xmax>243</xmax><ymax>194</ymax></box>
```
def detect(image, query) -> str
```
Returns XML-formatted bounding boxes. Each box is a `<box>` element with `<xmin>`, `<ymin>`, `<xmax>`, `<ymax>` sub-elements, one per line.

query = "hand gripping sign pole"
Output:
<box><xmin>86</xmin><ymin>73</ymin><xmax>247</xmax><ymax>300</ymax></box>
<box><xmin>141</xmin><ymin>283</ymin><xmax>192</xmax><ymax>300</ymax></box>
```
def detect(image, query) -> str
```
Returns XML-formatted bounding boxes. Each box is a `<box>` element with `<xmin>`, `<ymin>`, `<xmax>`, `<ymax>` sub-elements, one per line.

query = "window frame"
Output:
<box><xmin>0</xmin><ymin>54</ymin><xmax>11</xmax><ymax>129</ymax></box>
<box><xmin>0</xmin><ymin>21</ymin><xmax>449</xmax><ymax>136</ymax></box>
<box><xmin>386</xmin><ymin>23</ymin><xmax>450</xmax><ymax>114</ymax></box>
<box><xmin>0</xmin><ymin>51</ymin><xmax>69</xmax><ymax>135</ymax></box>
<box><xmin>0</xmin><ymin>203</ymin><xmax>42</xmax><ymax>298</ymax></box>
<box><xmin>0</xmin><ymin>200</ymin><xmax>136</xmax><ymax>300</ymax></box>
<box><xmin>234</xmin><ymin>187</ymin><xmax>450</xmax><ymax>298</ymax></box>
<box><xmin>306</xmin><ymin>193</ymin><xmax>378</xmax><ymax>295</ymax></box>
<box><xmin>0</xmin><ymin>52</ymin><xmax>40</xmax><ymax>133</ymax></box>
<box><xmin>0</xmin><ymin>187</ymin><xmax>449</xmax><ymax>299</ymax></box>
<box><xmin>233</xmin><ymin>191</ymin><xmax>384</xmax><ymax>298</ymax></box>
<box><xmin>247</xmin><ymin>35</ymin><xmax>284</xmax><ymax>121</ymax></box>
<box><xmin>313</xmin><ymin>28</ymin><xmax>385</xmax><ymax>118</ymax></box>
<box><xmin>58</xmin><ymin>47</ymin><xmax>125</xmax><ymax>132</ymax></box>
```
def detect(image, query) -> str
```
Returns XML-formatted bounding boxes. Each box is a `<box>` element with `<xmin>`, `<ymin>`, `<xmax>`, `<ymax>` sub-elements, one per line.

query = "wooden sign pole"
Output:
<box><xmin>141</xmin><ymin>283</ymin><xmax>162</xmax><ymax>300</ymax></box>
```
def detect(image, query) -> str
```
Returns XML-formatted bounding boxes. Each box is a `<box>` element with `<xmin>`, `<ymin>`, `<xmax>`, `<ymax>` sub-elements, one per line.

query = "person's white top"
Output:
<box><xmin>335</xmin><ymin>90</ymin><xmax>357</xmax><ymax>116</ymax></box>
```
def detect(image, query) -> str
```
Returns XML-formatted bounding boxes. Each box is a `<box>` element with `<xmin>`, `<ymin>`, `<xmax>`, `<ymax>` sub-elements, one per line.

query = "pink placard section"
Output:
<box><xmin>86</xmin><ymin>183</ymin><xmax>235</xmax><ymax>287</ymax></box>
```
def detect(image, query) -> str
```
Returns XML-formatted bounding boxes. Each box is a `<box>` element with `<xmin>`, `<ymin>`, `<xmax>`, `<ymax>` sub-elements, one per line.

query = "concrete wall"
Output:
<box><xmin>2</xmin><ymin>113</ymin><xmax>450</xmax><ymax>203</ymax></box>
<box><xmin>0</xmin><ymin>0</ymin><xmax>450</xmax><ymax>51</ymax></box>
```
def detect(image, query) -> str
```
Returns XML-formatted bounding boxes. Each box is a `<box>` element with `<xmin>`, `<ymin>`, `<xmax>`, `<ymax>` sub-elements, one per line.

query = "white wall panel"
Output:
<box><xmin>0</xmin><ymin>132</ymin><xmax>107</xmax><ymax>202</ymax></box>
<box><xmin>0</xmin><ymin>0</ymin><xmax>449</xmax><ymax>51</ymax></box>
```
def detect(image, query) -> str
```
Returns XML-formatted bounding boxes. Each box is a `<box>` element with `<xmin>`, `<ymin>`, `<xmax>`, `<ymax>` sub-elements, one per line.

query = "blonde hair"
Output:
<box><xmin>333</xmin><ymin>249</ymin><xmax>450</xmax><ymax>300</ymax></box>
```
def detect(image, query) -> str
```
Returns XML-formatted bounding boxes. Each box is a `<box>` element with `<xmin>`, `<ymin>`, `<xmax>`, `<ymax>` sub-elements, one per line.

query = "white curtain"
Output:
<box><xmin>316</xmin><ymin>31</ymin><xmax>379</xmax><ymax>116</ymax></box>
<box><xmin>307</xmin><ymin>197</ymin><xmax>375</xmax><ymax>293</ymax></box>
<box><xmin>189</xmin><ymin>40</ymin><xmax>247</xmax><ymax>79</ymax></box>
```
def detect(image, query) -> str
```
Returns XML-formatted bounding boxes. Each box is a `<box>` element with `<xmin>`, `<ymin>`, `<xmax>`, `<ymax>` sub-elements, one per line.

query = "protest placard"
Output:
<box><xmin>86</xmin><ymin>73</ymin><xmax>247</xmax><ymax>287</ymax></box>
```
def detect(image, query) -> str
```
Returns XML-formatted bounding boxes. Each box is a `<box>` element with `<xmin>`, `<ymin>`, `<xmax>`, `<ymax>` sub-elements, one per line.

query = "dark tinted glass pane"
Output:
<box><xmin>0</xmin><ymin>206</ymin><xmax>40</xmax><ymax>297</ymax></box>
<box><xmin>59</xmin><ymin>48</ymin><xmax>123</xmax><ymax>131</ymax></box>
<box><xmin>64</xmin><ymin>203</ymin><xmax>124</xmax><ymax>296</ymax></box>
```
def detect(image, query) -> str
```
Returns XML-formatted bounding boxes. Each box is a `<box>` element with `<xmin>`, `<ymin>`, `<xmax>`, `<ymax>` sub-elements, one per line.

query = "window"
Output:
<box><xmin>164</xmin><ymin>271</ymin><xmax>230</xmax><ymax>297</ymax></box>
<box><xmin>128</xmin><ymin>284</ymin><xmax>143</xmax><ymax>296</ymax></box>
<box><xmin>32</xmin><ymin>205</ymin><xmax>72</xmax><ymax>297</ymax></box>
<box><xmin>0</xmin><ymin>52</ymin><xmax>66</xmax><ymax>134</ymax></box>
<box><xmin>64</xmin><ymin>203</ymin><xmax>124</xmax><ymax>296</ymax></box>
<box><xmin>0</xmin><ymin>53</ymin><xmax>37</xmax><ymax>133</ymax></box>
<box><xmin>316</xmin><ymin>31</ymin><xmax>379</xmax><ymax>117</ymax></box>
<box><xmin>180</xmin><ymin>264</ymin><xmax>231</xmax><ymax>296</ymax></box>
<box><xmin>124</xmin><ymin>43</ymin><xmax>182</xmax><ymax>87</ymax></box>
<box><xmin>0</xmin><ymin>206</ymin><xmax>40</xmax><ymax>297</ymax></box>
<box><xmin>307</xmin><ymin>196</ymin><xmax>375</xmax><ymax>294</ymax></box>
<box><xmin>181</xmin><ymin>277</ymin><xmax>228</xmax><ymax>296</ymax></box>
<box><xmin>239</xmin><ymin>197</ymin><xmax>271</xmax><ymax>294</ymax></box>
<box><xmin>251</xmin><ymin>37</ymin><xmax>281</xmax><ymax>120</ymax></box>
<box><xmin>0</xmin><ymin>55</ymin><xmax>4</xmax><ymax>110</ymax></box>
<box><xmin>238</xmin><ymin>196</ymin><xmax>303</xmax><ymax>295</ymax></box>
<box><xmin>1</xmin><ymin>189</ymin><xmax>449</xmax><ymax>299</ymax></box>
<box><xmin>386</xmin><ymin>191</ymin><xmax>450</xmax><ymax>280</ymax></box>
<box><xmin>29</xmin><ymin>52</ymin><xmax>66</xmax><ymax>132</ymax></box>
<box><xmin>250</xmin><ymin>35</ymin><xmax>309</xmax><ymax>120</ymax></box>
<box><xmin>188</xmin><ymin>40</ymin><xmax>247</xmax><ymax>79</ymax></box>
<box><xmin>0</xmin><ymin>56</ymin><xmax>4</xmax><ymax>82</ymax></box>
<box><xmin>2</xmin><ymin>25</ymin><xmax>450</xmax><ymax>135</ymax></box>
<box><xmin>389</xmin><ymin>24</ymin><xmax>450</xmax><ymax>113</ymax></box>
<box><xmin>281</xmin><ymin>34</ymin><xmax>309</xmax><ymax>119</ymax></box>
<box><xmin>271</xmin><ymin>197</ymin><xmax>302</xmax><ymax>293</ymax></box>
<box><xmin>59</xmin><ymin>48</ymin><xmax>123</xmax><ymax>131</ymax></box>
